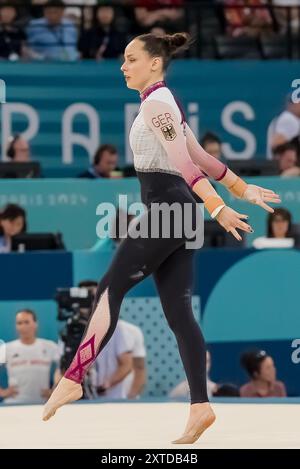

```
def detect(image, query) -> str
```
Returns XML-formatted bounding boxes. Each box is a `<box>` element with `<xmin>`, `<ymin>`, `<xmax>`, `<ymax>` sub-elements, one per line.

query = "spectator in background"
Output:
<box><xmin>78</xmin><ymin>5</ymin><xmax>126</xmax><ymax>59</ymax></box>
<box><xmin>92</xmin><ymin>319</ymin><xmax>146</xmax><ymax>400</ymax></box>
<box><xmin>267</xmin><ymin>97</ymin><xmax>300</xmax><ymax>159</ymax></box>
<box><xmin>93</xmin><ymin>321</ymin><xmax>133</xmax><ymax>399</ymax></box>
<box><xmin>150</xmin><ymin>25</ymin><xmax>167</xmax><ymax>36</ymax></box>
<box><xmin>267</xmin><ymin>208</ymin><xmax>292</xmax><ymax>238</ymax></box>
<box><xmin>240</xmin><ymin>349</ymin><xmax>287</xmax><ymax>397</ymax></box>
<box><xmin>28</xmin><ymin>0</ymin><xmax>49</xmax><ymax>20</ymax></box>
<box><xmin>169</xmin><ymin>350</ymin><xmax>217</xmax><ymax>399</ymax></box>
<box><xmin>119</xmin><ymin>319</ymin><xmax>147</xmax><ymax>399</ymax></box>
<box><xmin>274</xmin><ymin>142</ymin><xmax>300</xmax><ymax>177</ymax></box>
<box><xmin>200</xmin><ymin>132</ymin><xmax>223</xmax><ymax>161</ymax></box>
<box><xmin>253</xmin><ymin>207</ymin><xmax>295</xmax><ymax>248</ymax></box>
<box><xmin>133</xmin><ymin>0</ymin><xmax>185</xmax><ymax>35</ymax></box>
<box><xmin>272</xmin><ymin>0</ymin><xmax>300</xmax><ymax>34</ymax></box>
<box><xmin>25</xmin><ymin>0</ymin><xmax>79</xmax><ymax>61</ymax></box>
<box><xmin>223</xmin><ymin>0</ymin><xmax>273</xmax><ymax>37</ymax></box>
<box><xmin>78</xmin><ymin>143</ymin><xmax>119</xmax><ymax>178</ymax></box>
<box><xmin>63</xmin><ymin>0</ymin><xmax>96</xmax><ymax>24</ymax></box>
<box><xmin>0</xmin><ymin>4</ymin><xmax>26</xmax><ymax>60</ymax></box>
<box><xmin>0</xmin><ymin>309</ymin><xmax>60</xmax><ymax>404</ymax></box>
<box><xmin>6</xmin><ymin>134</ymin><xmax>31</xmax><ymax>162</ymax></box>
<box><xmin>0</xmin><ymin>203</ymin><xmax>27</xmax><ymax>253</ymax></box>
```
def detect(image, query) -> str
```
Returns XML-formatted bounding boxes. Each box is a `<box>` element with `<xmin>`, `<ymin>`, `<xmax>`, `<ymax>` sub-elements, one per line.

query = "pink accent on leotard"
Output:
<box><xmin>140</xmin><ymin>81</ymin><xmax>186</xmax><ymax>125</ymax></box>
<box><xmin>65</xmin><ymin>334</ymin><xmax>96</xmax><ymax>383</ymax></box>
<box><xmin>191</xmin><ymin>175</ymin><xmax>206</xmax><ymax>188</ymax></box>
<box><xmin>215</xmin><ymin>166</ymin><xmax>228</xmax><ymax>181</ymax></box>
<box><xmin>64</xmin><ymin>288</ymin><xmax>111</xmax><ymax>384</ymax></box>
<box><xmin>140</xmin><ymin>81</ymin><xmax>166</xmax><ymax>102</ymax></box>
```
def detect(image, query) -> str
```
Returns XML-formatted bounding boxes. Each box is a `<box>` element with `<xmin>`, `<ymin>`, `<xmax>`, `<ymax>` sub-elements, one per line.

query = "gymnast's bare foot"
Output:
<box><xmin>42</xmin><ymin>377</ymin><xmax>83</xmax><ymax>421</ymax></box>
<box><xmin>172</xmin><ymin>402</ymin><xmax>216</xmax><ymax>444</ymax></box>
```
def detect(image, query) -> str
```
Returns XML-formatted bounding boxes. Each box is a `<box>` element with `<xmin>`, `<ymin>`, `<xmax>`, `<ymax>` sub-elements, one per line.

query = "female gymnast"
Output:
<box><xmin>43</xmin><ymin>32</ymin><xmax>280</xmax><ymax>444</ymax></box>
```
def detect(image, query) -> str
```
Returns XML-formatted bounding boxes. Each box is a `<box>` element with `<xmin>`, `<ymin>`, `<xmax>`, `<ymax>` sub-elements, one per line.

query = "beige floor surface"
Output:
<box><xmin>1</xmin><ymin>402</ymin><xmax>299</xmax><ymax>449</ymax></box>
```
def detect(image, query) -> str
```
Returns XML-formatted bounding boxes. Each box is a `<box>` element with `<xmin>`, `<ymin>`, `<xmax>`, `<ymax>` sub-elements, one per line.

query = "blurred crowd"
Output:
<box><xmin>0</xmin><ymin>0</ymin><xmax>299</xmax><ymax>61</ymax></box>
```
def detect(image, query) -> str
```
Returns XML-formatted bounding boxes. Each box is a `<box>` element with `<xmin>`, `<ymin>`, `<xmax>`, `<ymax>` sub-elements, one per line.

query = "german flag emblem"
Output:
<box><xmin>161</xmin><ymin>124</ymin><xmax>177</xmax><ymax>141</ymax></box>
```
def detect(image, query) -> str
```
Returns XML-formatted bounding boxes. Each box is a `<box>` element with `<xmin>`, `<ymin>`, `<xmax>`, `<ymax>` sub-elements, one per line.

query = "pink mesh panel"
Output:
<box><xmin>64</xmin><ymin>288</ymin><xmax>111</xmax><ymax>383</ymax></box>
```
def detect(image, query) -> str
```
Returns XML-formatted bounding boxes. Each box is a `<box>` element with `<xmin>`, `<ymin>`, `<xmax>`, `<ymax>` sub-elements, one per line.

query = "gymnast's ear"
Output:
<box><xmin>151</xmin><ymin>56</ymin><xmax>163</xmax><ymax>72</ymax></box>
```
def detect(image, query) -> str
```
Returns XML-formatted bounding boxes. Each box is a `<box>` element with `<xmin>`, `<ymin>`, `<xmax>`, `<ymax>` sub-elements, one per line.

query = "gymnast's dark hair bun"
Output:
<box><xmin>137</xmin><ymin>31</ymin><xmax>192</xmax><ymax>71</ymax></box>
<box><xmin>163</xmin><ymin>32</ymin><xmax>191</xmax><ymax>56</ymax></box>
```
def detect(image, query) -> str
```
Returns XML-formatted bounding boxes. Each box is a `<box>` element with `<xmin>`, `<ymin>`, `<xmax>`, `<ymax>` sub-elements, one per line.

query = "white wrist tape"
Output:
<box><xmin>211</xmin><ymin>204</ymin><xmax>225</xmax><ymax>219</ymax></box>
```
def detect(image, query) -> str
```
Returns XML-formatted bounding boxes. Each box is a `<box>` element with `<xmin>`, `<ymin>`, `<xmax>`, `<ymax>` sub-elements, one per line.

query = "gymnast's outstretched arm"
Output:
<box><xmin>185</xmin><ymin>122</ymin><xmax>281</xmax><ymax>212</ymax></box>
<box><xmin>184</xmin><ymin>123</ymin><xmax>228</xmax><ymax>181</ymax></box>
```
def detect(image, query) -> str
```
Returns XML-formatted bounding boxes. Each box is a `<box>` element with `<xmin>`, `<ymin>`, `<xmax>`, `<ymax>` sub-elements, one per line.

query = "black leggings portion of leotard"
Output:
<box><xmin>65</xmin><ymin>172</ymin><xmax>208</xmax><ymax>404</ymax></box>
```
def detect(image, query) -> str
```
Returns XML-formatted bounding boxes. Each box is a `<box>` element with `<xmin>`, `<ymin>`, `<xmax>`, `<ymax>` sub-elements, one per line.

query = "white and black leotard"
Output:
<box><xmin>64</xmin><ymin>82</ymin><xmax>228</xmax><ymax>403</ymax></box>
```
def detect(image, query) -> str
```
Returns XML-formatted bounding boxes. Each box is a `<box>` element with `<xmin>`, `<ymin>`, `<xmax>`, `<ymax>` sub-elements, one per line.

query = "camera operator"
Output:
<box><xmin>56</xmin><ymin>283</ymin><xmax>96</xmax><ymax>377</ymax></box>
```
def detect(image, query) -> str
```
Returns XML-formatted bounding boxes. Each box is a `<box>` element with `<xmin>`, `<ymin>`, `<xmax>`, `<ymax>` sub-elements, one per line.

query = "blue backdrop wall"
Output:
<box><xmin>0</xmin><ymin>176</ymin><xmax>299</xmax><ymax>249</ymax></box>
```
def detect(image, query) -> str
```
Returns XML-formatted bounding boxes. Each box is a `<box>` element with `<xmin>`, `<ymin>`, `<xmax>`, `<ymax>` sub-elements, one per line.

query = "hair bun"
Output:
<box><xmin>137</xmin><ymin>31</ymin><xmax>193</xmax><ymax>71</ymax></box>
<box><xmin>164</xmin><ymin>32</ymin><xmax>190</xmax><ymax>55</ymax></box>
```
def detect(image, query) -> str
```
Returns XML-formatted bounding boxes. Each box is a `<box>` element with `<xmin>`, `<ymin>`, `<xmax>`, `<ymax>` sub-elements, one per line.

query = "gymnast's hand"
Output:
<box><xmin>216</xmin><ymin>206</ymin><xmax>253</xmax><ymax>241</ymax></box>
<box><xmin>242</xmin><ymin>185</ymin><xmax>281</xmax><ymax>213</ymax></box>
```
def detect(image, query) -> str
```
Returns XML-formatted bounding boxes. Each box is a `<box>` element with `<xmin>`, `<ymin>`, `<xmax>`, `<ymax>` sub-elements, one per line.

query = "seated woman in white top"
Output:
<box><xmin>253</xmin><ymin>207</ymin><xmax>294</xmax><ymax>249</ymax></box>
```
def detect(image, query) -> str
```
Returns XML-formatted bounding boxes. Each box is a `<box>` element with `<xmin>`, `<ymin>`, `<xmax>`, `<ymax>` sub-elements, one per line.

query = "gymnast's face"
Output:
<box><xmin>121</xmin><ymin>39</ymin><xmax>164</xmax><ymax>93</ymax></box>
